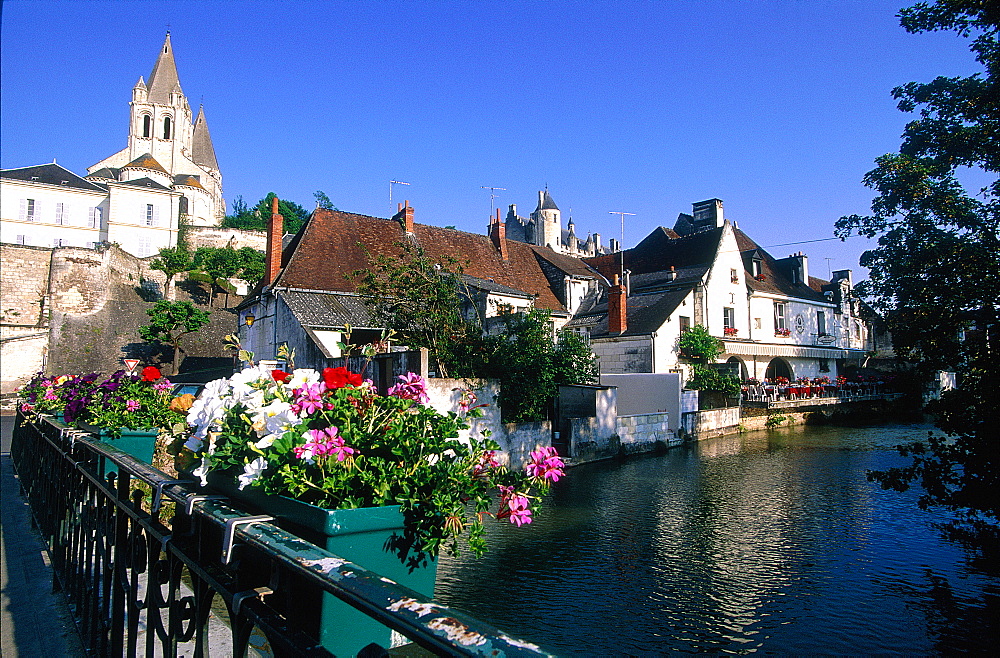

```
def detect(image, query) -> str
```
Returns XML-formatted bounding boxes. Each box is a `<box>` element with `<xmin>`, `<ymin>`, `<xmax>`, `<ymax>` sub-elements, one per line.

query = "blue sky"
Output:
<box><xmin>1</xmin><ymin>0</ymin><xmax>978</xmax><ymax>280</ymax></box>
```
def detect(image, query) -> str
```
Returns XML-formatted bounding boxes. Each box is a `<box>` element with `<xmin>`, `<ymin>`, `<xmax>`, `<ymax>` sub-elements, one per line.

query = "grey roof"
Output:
<box><xmin>1</xmin><ymin>163</ymin><xmax>107</xmax><ymax>192</ymax></box>
<box><xmin>279</xmin><ymin>289</ymin><xmax>375</xmax><ymax>329</ymax></box>
<box><xmin>192</xmin><ymin>107</ymin><xmax>220</xmax><ymax>171</ymax></box>
<box><xmin>147</xmin><ymin>33</ymin><xmax>183</xmax><ymax>104</ymax></box>
<box><xmin>537</xmin><ymin>189</ymin><xmax>559</xmax><ymax>211</ymax></box>
<box><xmin>569</xmin><ymin>287</ymin><xmax>692</xmax><ymax>338</ymax></box>
<box><xmin>460</xmin><ymin>274</ymin><xmax>535</xmax><ymax>298</ymax></box>
<box><xmin>87</xmin><ymin>167</ymin><xmax>121</xmax><ymax>181</ymax></box>
<box><xmin>115</xmin><ymin>177</ymin><xmax>171</xmax><ymax>191</ymax></box>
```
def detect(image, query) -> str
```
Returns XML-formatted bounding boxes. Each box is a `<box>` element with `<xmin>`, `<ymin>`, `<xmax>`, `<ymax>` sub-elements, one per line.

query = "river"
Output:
<box><xmin>435</xmin><ymin>424</ymin><xmax>999</xmax><ymax>655</ymax></box>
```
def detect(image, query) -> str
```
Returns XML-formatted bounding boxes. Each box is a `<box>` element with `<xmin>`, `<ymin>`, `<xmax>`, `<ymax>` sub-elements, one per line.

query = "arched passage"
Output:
<box><xmin>765</xmin><ymin>358</ymin><xmax>793</xmax><ymax>382</ymax></box>
<box><xmin>724</xmin><ymin>356</ymin><xmax>748</xmax><ymax>380</ymax></box>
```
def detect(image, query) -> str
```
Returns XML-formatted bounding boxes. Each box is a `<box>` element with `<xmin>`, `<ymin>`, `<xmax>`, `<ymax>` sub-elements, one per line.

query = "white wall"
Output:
<box><xmin>0</xmin><ymin>179</ymin><xmax>107</xmax><ymax>248</ymax></box>
<box><xmin>600</xmin><ymin>372</ymin><xmax>683</xmax><ymax>436</ymax></box>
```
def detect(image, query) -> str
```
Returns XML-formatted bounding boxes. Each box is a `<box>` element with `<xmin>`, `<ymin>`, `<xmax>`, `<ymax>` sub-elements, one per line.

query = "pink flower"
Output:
<box><xmin>387</xmin><ymin>372</ymin><xmax>429</xmax><ymax>404</ymax></box>
<box><xmin>506</xmin><ymin>495</ymin><xmax>533</xmax><ymax>527</ymax></box>
<box><xmin>294</xmin><ymin>427</ymin><xmax>356</xmax><ymax>462</ymax></box>
<box><xmin>526</xmin><ymin>446</ymin><xmax>565</xmax><ymax>483</ymax></box>
<box><xmin>125</xmin><ymin>399</ymin><xmax>141</xmax><ymax>412</ymax></box>
<box><xmin>153</xmin><ymin>379</ymin><xmax>173</xmax><ymax>393</ymax></box>
<box><xmin>472</xmin><ymin>450</ymin><xmax>500</xmax><ymax>477</ymax></box>
<box><xmin>43</xmin><ymin>390</ymin><xmax>58</xmax><ymax>401</ymax></box>
<box><xmin>291</xmin><ymin>382</ymin><xmax>326</xmax><ymax>416</ymax></box>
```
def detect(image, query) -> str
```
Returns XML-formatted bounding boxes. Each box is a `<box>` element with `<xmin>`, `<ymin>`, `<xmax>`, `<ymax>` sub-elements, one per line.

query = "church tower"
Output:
<box><xmin>88</xmin><ymin>33</ymin><xmax>224</xmax><ymax>227</ymax></box>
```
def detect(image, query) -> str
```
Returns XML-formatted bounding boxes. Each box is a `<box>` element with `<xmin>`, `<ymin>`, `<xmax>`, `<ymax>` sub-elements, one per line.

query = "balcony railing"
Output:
<box><xmin>741</xmin><ymin>381</ymin><xmax>891</xmax><ymax>406</ymax></box>
<box><xmin>10</xmin><ymin>414</ymin><xmax>550</xmax><ymax>657</ymax></box>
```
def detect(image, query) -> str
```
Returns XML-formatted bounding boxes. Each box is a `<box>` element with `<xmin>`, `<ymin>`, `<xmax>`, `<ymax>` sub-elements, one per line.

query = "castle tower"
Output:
<box><xmin>530</xmin><ymin>188</ymin><xmax>561</xmax><ymax>250</ymax></box>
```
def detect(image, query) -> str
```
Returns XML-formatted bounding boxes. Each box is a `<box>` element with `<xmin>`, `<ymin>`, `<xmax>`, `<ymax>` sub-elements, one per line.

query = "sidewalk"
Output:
<box><xmin>1</xmin><ymin>413</ymin><xmax>86</xmax><ymax>656</ymax></box>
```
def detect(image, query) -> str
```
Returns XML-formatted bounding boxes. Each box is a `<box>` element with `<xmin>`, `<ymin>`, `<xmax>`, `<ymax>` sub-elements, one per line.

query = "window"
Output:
<box><xmin>55</xmin><ymin>202</ymin><xmax>65</xmax><ymax>225</ymax></box>
<box><xmin>723</xmin><ymin>307</ymin><xmax>735</xmax><ymax>329</ymax></box>
<box><xmin>752</xmin><ymin>258</ymin><xmax>763</xmax><ymax>278</ymax></box>
<box><xmin>88</xmin><ymin>207</ymin><xmax>102</xmax><ymax>229</ymax></box>
<box><xmin>817</xmin><ymin>311</ymin><xmax>827</xmax><ymax>336</ymax></box>
<box><xmin>819</xmin><ymin>359</ymin><xmax>830</xmax><ymax>373</ymax></box>
<box><xmin>679</xmin><ymin>316</ymin><xmax>691</xmax><ymax>333</ymax></box>
<box><xmin>142</xmin><ymin>115</ymin><xmax>151</xmax><ymax>137</ymax></box>
<box><xmin>138</xmin><ymin>236</ymin><xmax>152</xmax><ymax>257</ymax></box>
<box><xmin>53</xmin><ymin>238</ymin><xmax>65</xmax><ymax>247</ymax></box>
<box><xmin>163</xmin><ymin>116</ymin><xmax>172</xmax><ymax>139</ymax></box>
<box><xmin>731</xmin><ymin>268</ymin><xmax>739</xmax><ymax>284</ymax></box>
<box><xmin>20</xmin><ymin>199</ymin><xmax>36</xmax><ymax>222</ymax></box>
<box><xmin>774</xmin><ymin>302</ymin><xmax>787</xmax><ymax>331</ymax></box>
<box><xmin>145</xmin><ymin>204</ymin><xmax>160</xmax><ymax>227</ymax></box>
<box><xmin>16</xmin><ymin>235</ymin><xmax>26</xmax><ymax>245</ymax></box>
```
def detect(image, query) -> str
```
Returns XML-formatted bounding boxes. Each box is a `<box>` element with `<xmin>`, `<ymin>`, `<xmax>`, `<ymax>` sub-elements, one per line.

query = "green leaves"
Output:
<box><xmin>677</xmin><ymin>325</ymin><xmax>724</xmax><ymax>364</ymax></box>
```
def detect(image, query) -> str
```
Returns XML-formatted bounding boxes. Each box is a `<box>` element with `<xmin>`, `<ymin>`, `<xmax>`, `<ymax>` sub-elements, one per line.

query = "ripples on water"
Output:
<box><xmin>435</xmin><ymin>424</ymin><xmax>999</xmax><ymax>655</ymax></box>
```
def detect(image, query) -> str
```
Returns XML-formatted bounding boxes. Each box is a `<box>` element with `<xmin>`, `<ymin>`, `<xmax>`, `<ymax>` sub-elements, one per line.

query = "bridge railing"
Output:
<box><xmin>10</xmin><ymin>413</ymin><xmax>550</xmax><ymax>657</ymax></box>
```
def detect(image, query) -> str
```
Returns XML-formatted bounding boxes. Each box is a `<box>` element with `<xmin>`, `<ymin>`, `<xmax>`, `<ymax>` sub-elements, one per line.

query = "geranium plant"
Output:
<box><xmin>18</xmin><ymin>372</ymin><xmax>67</xmax><ymax>421</ymax></box>
<box><xmin>184</xmin><ymin>364</ymin><xmax>564</xmax><ymax>560</ymax></box>
<box><xmin>775</xmin><ymin>327</ymin><xmax>792</xmax><ymax>337</ymax></box>
<box><xmin>77</xmin><ymin>367</ymin><xmax>185</xmax><ymax>438</ymax></box>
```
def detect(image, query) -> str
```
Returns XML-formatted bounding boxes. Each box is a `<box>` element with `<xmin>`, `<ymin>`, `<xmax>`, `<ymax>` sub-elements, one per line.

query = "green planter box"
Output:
<box><xmin>211</xmin><ymin>479</ymin><xmax>436</xmax><ymax>655</ymax></box>
<box><xmin>78</xmin><ymin>423</ymin><xmax>159</xmax><ymax>477</ymax></box>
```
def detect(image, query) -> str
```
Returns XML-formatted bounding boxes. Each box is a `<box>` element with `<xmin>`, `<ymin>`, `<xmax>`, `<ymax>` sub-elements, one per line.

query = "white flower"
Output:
<box><xmin>184</xmin><ymin>435</ymin><xmax>204</xmax><ymax>452</ymax></box>
<box><xmin>287</xmin><ymin>369</ymin><xmax>321</xmax><ymax>389</ymax></box>
<box><xmin>237</xmin><ymin>456</ymin><xmax>268</xmax><ymax>490</ymax></box>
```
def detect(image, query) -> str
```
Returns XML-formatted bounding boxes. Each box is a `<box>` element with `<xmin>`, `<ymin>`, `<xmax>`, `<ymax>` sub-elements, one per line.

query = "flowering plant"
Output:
<box><xmin>723</xmin><ymin>326</ymin><xmax>738</xmax><ymax>337</ymax></box>
<box><xmin>775</xmin><ymin>327</ymin><xmax>792</xmax><ymax>337</ymax></box>
<box><xmin>184</xmin><ymin>364</ymin><xmax>564</xmax><ymax>559</ymax></box>
<box><xmin>76</xmin><ymin>367</ymin><xmax>184</xmax><ymax>438</ymax></box>
<box><xmin>17</xmin><ymin>372</ymin><xmax>70</xmax><ymax>421</ymax></box>
<box><xmin>770</xmin><ymin>376</ymin><xmax>790</xmax><ymax>386</ymax></box>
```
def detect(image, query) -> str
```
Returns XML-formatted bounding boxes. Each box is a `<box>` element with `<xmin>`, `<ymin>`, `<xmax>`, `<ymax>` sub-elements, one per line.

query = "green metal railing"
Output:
<box><xmin>10</xmin><ymin>414</ymin><xmax>551</xmax><ymax>657</ymax></box>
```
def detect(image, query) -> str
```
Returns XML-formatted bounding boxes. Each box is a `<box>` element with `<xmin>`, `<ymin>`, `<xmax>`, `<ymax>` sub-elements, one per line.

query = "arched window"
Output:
<box><xmin>142</xmin><ymin>115</ymin><xmax>151</xmax><ymax>137</ymax></box>
<box><xmin>163</xmin><ymin>116</ymin><xmax>172</xmax><ymax>139</ymax></box>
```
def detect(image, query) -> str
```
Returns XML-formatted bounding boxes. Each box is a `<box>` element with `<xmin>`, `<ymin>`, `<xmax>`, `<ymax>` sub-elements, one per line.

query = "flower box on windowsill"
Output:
<box><xmin>775</xmin><ymin>329</ymin><xmax>791</xmax><ymax>337</ymax></box>
<box><xmin>724</xmin><ymin>328</ymin><xmax>738</xmax><ymax>337</ymax></box>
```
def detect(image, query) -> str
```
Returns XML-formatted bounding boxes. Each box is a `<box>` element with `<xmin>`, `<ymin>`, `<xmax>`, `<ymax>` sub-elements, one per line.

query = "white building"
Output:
<box><xmin>570</xmin><ymin>199</ymin><xmax>872</xmax><ymax>381</ymax></box>
<box><xmin>0</xmin><ymin>33</ymin><xmax>223</xmax><ymax>257</ymax></box>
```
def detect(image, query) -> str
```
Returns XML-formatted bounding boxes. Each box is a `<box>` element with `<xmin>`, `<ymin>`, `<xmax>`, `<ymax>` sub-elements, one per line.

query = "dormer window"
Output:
<box><xmin>163</xmin><ymin>116</ymin><xmax>172</xmax><ymax>139</ymax></box>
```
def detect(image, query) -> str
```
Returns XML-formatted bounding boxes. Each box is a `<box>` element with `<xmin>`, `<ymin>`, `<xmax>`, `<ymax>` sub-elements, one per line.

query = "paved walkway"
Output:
<box><xmin>1</xmin><ymin>413</ymin><xmax>86</xmax><ymax>656</ymax></box>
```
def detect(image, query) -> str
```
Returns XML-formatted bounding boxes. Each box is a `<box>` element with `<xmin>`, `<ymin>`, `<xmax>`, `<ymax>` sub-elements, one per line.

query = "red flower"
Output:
<box><xmin>141</xmin><ymin>366</ymin><xmax>161</xmax><ymax>381</ymax></box>
<box><xmin>323</xmin><ymin>366</ymin><xmax>363</xmax><ymax>389</ymax></box>
<box><xmin>272</xmin><ymin>369</ymin><xmax>292</xmax><ymax>383</ymax></box>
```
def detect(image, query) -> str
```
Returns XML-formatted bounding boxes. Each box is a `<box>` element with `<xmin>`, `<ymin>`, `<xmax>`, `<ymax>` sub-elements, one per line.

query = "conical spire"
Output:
<box><xmin>147</xmin><ymin>33</ymin><xmax>183</xmax><ymax>104</ymax></box>
<box><xmin>192</xmin><ymin>106</ymin><xmax>219</xmax><ymax>171</ymax></box>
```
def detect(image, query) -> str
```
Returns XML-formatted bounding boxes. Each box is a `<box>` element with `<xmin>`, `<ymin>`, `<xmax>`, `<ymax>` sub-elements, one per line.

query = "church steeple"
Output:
<box><xmin>192</xmin><ymin>106</ymin><xmax>219</xmax><ymax>171</ymax></box>
<box><xmin>146</xmin><ymin>33</ymin><xmax>183</xmax><ymax>105</ymax></box>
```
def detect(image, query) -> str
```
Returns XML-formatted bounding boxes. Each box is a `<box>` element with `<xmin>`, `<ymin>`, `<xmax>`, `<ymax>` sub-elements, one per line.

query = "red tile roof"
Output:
<box><xmin>273</xmin><ymin>209</ymin><xmax>574</xmax><ymax>313</ymax></box>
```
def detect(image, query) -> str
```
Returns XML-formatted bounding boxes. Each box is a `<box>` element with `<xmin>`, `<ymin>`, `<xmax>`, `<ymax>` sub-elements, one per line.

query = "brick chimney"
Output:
<box><xmin>393</xmin><ymin>200</ymin><xmax>414</xmax><ymax>233</ymax></box>
<box><xmin>608</xmin><ymin>273</ymin><xmax>627</xmax><ymax>334</ymax></box>
<box><xmin>489</xmin><ymin>208</ymin><xmax>509</xmax><ymax>261</ymax></box>
<box><xmin>265</xmin><ymin>196</ymin><xmax>283</xmax><ymax>286</ymax></box>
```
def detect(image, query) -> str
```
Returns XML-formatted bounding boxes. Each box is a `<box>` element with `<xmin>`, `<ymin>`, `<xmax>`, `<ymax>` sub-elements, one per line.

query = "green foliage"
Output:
<box><xmin>150</xmin><ymin>246</ymin><xmax>193</xmax><ymax>296</ymax></box>
<box><xmin>351</xmin><ymin>242</ymin><xmax>475</xmax><ymax>378</ymax></box>
<box><xmin>313</xmin><ymin>190</ymin><xmax>337</xmax><ymax>211</ymax></box>
<box><xmin>765</xmin><ymin>413</ymin><xmax>788</xmax><ymax>429</ymax></box>
<box><xmin>678</xmin><ymin>324</ymin><xmax>724</xmax><ymax>365</ymax></box>
<box><xmin>684</xmin><ymin>364</ymin><xmax>740</xmax><ymax>396</ymax></box>
<box><xmin>78</xmin><ymin>369</ymin><xmax>184</xmax><ymax>438</ymax></box>
<box><xmin>221</xmin><ymin>192</ymin><xmax>310</xmax><ymax>234</ymax></box>
<box><xmin>453</xmin><ymin>310</ymin><xmax>599</xmax><ymax>423</ymax></box>
<box><xmin>835</xmin><ymin>1</ymin><xmax>1000</xmax><ymax>542</ymax></box>
<box><xmin>138</xmin><ymin>300</ymin><xmax>211</xmax><ymax>373</ymax></box>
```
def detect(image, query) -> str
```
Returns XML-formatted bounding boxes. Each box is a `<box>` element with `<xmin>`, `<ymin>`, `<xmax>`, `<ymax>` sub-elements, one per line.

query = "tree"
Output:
<box><xmin>835</xmin><ymin>1</ymin><xmax>1000</xmax><ymax>542</ymax></box>
<box><xmin>236</xmin><ymin>246</ymin><xmax>265</xmax><ymax>287</ymax></box>
<box><xmin>351</xmin><ymin>242</ymin><xmax>476</xmax><ymax>377</ymax></box>
<box><xmin>149</xmin><ymin>246</ymin><xmax>193</xmax><ymax>301</ymax></box>
<box><xmin>314</xmin><ymin>190</ymin><xmax>337</xmax><ymax>211</ymax></box>
<box><xmin>474</xmin><ymin>310</ymin><xmax>598</xmax><ymax>423</ymax></box>
<box><xmin>221</xmin><ymin>192</ymin><xmax>310</xmax><ymax>234</ymax></box>
<box><xmin>138</xmin><ymin>300</ymin><xmax>211</xmax><ymax>374</ymax></box>
<box><xmin>677</xmin><ymin>324</ymin><xmax>724</xmax><ymax>365</ymax></box>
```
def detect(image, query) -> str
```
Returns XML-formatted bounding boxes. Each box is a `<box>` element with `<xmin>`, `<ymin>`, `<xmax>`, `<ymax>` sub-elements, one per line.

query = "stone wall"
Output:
<box><xmin>618</xmin><ymin>412</ymin><xmax>679</xmax><ymax>451</ymax></box>
<box><xmin>186</xmin><ymin>226</ymin><xmax>267</xmax><ymax>251</ymax></box>
<box><xmin>680</xmin><ymin>406</ymin><xmax>741</xmax><ymax>440</ymax></box>
<box><xmin>0</xmin><ymin>244</ymin><xmax>51</xmax><ymax>328</ymax></box>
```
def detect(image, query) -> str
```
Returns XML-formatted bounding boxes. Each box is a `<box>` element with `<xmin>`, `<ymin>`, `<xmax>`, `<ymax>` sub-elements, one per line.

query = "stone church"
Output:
<box><xmin>1</xmin><ymin>33</ymin><xmax>224</xmax><ymax>257</ymax></box>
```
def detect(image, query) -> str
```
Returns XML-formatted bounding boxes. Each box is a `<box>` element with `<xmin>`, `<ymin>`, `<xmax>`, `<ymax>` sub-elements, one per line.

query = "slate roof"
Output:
<box><xmin>173</xmin><ymin>174</ymin><xmax>205</xmax><ymax>189</ymax></box>
<box><xmin>115</xmin><ymin>177</ymin><xmax>171</xmax><ymax>191</ymax></box>
<box><xmin>123</xmin><ymin>154</ymin><xmax>169</xmax><ymax>175</ymax></box>
<box><xmin>279</xmin><ymin>289</ymin><xmax>376</xmax><ymax>329</ymax></box>
<box><xmin>734</xmin><ymin>228</ymin><xmax>829</xmax><ymax>303</ymax></box>
<box><xmin>1</xmin><ymin>163</ymin><xmax>107</xmax><ymax>192</ymax></box>
<box><xmin>271</xmin><ymin>208</ymin><xmax>574</xmax><ymax>314</ymax></box>
<box><xmin>566</xmin><ymin>287</ymin><xmax>692</xmax><ymax>338</ymax></box>
<box><xmin>86</xmin><ymin>167</ymin><xmax>121</xmax><ymax>181</ymax></box>
<box><xmin>536</xmin><ymin>189</ymin><xmax>559</xmax><ymax>211</ymax></box>
<box><xmin>584</xmin><ymin>226</ymin><xmax>724</xmax><ymax>280</ymax></box>
<box><xmin>460</xmin><ymin>274</ymin><xmax>535</xmax><ymax>298</ymax></box>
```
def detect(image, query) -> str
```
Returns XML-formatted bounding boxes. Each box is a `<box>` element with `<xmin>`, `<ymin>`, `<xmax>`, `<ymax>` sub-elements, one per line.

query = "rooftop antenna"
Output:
<box><xmin>825</xmin><ymin>257</ymin><xmax>834</xmax><ymax>278</ymax></box>
<box><xmin>481</xmin><ymin>186</ymin><xmax>506</xmax><ymax>217</ymax></box>
<box><xmin>389</xmin><ymin>180</ymin><xmax>410</xmax><ymax>214</ymax></box>
<box><xmin>608</xmin><ymin>211</ymin><xmax>635</xmax><ymax>278</ymax></box>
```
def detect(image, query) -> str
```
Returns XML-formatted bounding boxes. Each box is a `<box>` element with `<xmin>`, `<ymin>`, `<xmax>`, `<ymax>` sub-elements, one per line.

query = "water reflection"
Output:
<box><xmin>436</xmin><ymin>424</ymin><xmax>998</xmax><ymax>655</ymax></box>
